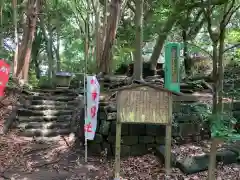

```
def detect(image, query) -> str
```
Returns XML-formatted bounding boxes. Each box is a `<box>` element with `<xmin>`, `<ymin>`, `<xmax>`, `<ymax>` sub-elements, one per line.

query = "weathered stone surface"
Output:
<box><xmin>112</xmin><ymin>145</ymin><xmax>131</xmax><ymax>157</ymax></box>
<box><xmin>233</xmin><ymin>111</ymin><xmax>240</xmax><ymax>120</ymax></box>
<box><xmin>175</xmin><ymin>114</ymin><xmax>200</xmax><ymax>123</ymax></box>
<box><xmin>110</xmin><ymin>121</ymin><xmax>129</xmax><ymax>135</ymax></box>
<box><xmin>178</xmin><ymin>123</ymin><xmax>200</xmax><ymax>137</ymax></box>
<box><xmin>131</xmin><ymin>144</ymin><xmax>147</xmax><ymax>156</ymax></box>
<box><xmin>88</xmin><ymin>143</ymin><xmax>102</xmax><ymax>154</ymax></box>
<box><xmin>129</xmin><ymin>124</ymin><xmax>146</xmax><ymax>136</ymax></box>
<box><xmin>17</xmin><ymin>121</ymin><xmax>71</xmax><ymax>130</ymax></box>
<box><xmin>122</xmin><ymin>136</ymin><xmax>138</xmax><ymax>145</ymax></box>
<box><xmin>155</xmin><ymin>137</ymin><xmax>165</xmax><ymax>144</ymax></box>
<box><xmin>99</xmin><ymin>111</ymin><xmax>107</xmax><ymax>120</ymax></box>
<box><xmin>107</xmin><ymin>136</ymin><xmax>116</xmax><ymax>144</ymax></box>
<box><xmin>19</xmin><ymin>128</ymin><xmax>71</xmax><ymax>137</ymax></box>
<box><xmin>216</xmin><ymin>149</ymin><xmax>238</xmax><ymax>165</ymax></box>
<box><xmin>146</xmin><ymin>125</ymin><xmax>158</xmax><ymax>136</ymax></box>
<box><xmin>99</xmin><ymin>120</ymin><xmax>111</xmax><ymax>136</ymax></box>
<box><xmin>139</xmin><ymin>136</ymin><xmax>155</xmax><ymax>144</ymax></box>
<box><xmin>176</xmin><ymin>155</ymin><xmax>210</xmax><ymax>174</ymax></box>
<box><xmin>146</xmin><ymin>144</ymin><xmax>156</xmax><ymax>151</ymax></box>
<box><xmin>107</xmin><ymin>112</ymin><xmax>117</xmax><ymax>121</ymax></box>
<box><xmin>102</xmin><ymin>142</ymin><xmax>112</xmax><ymax>156</ymax></box>
<box><xmin>93</xmin><ymin>133</ymin><xmax>103</xmax><ymax>143</ymax></box>
<box><xmin>233</xmin><ymin>101</ymin><xmax>240</xmax><ymax>111</ymax></box>
<box><xmin>155</xmin><ymin>145</ymin><xmax>177</xmax><ymax>166</ymax></box>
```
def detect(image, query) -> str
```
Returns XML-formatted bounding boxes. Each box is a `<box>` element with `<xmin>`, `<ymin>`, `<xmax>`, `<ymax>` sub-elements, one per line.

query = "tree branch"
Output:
<box><xmin>223</xmin><ymin>43</ymin><xmax>240</xmax><ymax>53</ymax></box>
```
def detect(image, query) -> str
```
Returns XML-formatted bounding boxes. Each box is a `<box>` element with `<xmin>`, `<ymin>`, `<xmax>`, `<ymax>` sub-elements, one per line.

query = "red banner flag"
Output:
<box><xmin>0</xmin><ymin>59</ymin><xmax>10</xmax><ymax>97</ymax></box>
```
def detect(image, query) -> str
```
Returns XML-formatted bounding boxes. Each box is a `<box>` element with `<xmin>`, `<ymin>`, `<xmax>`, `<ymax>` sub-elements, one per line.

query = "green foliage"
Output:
<box><xmin>210</xmin><ymin>113</ymin><xmax>240</xmax><ymax>140</ymax></box>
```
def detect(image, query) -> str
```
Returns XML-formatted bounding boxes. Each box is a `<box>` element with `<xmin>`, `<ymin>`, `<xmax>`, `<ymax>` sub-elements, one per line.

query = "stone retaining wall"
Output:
<box><xmin>87</xmin><ymin>101</ymin><xmax>211</xmax><ymax>156</ymax></box>
<box><xmin>87</xmin><ymin>99</ymin><xmax>240</xmax><ymax>157</ymax></box>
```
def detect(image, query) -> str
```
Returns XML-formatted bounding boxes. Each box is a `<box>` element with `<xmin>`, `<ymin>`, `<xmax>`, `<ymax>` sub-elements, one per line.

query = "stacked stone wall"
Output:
<box><xmin>87</xmin><ymin>101</ymin><xmax>213</xmax><ymax>156</ymax></box>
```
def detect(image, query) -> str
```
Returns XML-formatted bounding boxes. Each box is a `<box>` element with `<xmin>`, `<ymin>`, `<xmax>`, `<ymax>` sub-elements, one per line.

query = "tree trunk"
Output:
<box><xmin>217</xmin><ymin>28</ymin><xmax>225</xmax><ymax>112</ymax></box>
<box><xmin>56</xmin><ymin>4</ymin><xmax>61</xmax><ymax>72</ymax></box>
<box><xmin>16</xmin><ymin>0</ymin><xmax>41</xmax><ymax>82</ymax></box>
<box><xmin>182</xmin><ymin>29</ymin><xmax>192</xmax><ymax>76</ymax></box>
<box><xmin>32</xmin><ymin>29</ymin><xmax>42</xmax><ymax>79</ymax></box>
<box><xmin>133</xmin><ymin>0</ymin><xmax>143</xmax><ymax>80</ymax></box>
<box><xmin>40</xmin><ymin>16</ymin><xmax>54</xmax><ymax>85</ymax></box>
<box><xmin>12</xmin><ymin>0</ymin><xmax>18</xmax><ymax>77</ymax></box>
<box><xmin>99</xmin><ymin>0</ymin><xmax>122</xmax><ymax>74</ymax></box>
<box><xmin>149</xmin><ymin>13</ymin><xmax>177</xmax><ymax>70</ymax></box>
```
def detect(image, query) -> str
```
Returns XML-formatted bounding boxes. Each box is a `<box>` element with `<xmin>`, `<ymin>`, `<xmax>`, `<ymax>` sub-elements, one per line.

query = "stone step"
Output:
<box><xmin>31</xmin><ymin>100</ymin><xmax>78</xmax><ymax>106</ymax></box>
<box><xmin>18</xmin><ymin>109</ymin><xmax>73</xmax><ymax>116</ymax></box>
<box><xmin>30</xmin><ymin>95</ymin><xmax>76</xmax><ymax>101</ymax></box>
<box><xmin>233</xmin><ymin>101</ymin><xmax>240</xmax><ymax>111</ymax></box>
<box><xmin>18</xmin><ymin>128</ymin><xmax>72</xmax><ymax>137</ymax></box>
<box><xmin>26</xmin><ymin>104</ymin><xmax>76</xmax><ymax>110</ymax></box>
<box><xmin>16</xmin><ymin>121</ymin><xmax>71</xmax><ymax>129</ymax></box>
<box><xmin>17</xmin><ymin>115</ymin><xmax>71</xmax><ymax>123</ymax></box>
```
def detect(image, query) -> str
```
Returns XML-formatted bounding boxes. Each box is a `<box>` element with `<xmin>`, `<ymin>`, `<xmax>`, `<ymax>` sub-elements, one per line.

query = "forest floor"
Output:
<box><xmin>0</xmin><ymin>131</ymin><xmax>239</xmax><ymax>180</ymax></box>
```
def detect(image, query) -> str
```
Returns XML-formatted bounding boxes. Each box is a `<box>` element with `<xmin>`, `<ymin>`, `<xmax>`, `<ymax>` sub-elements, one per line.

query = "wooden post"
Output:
<box><xmin>165</xmin><ymin>93</ymin><xmax>173</xmax><ymax>175</ymax></box>
<box><xmin>114</xmin><ymin>120</ymin><xmax>122</xmax><ymax>179</ymax></box>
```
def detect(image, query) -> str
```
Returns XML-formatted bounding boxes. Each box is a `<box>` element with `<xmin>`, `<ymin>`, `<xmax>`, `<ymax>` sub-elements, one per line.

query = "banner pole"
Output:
<box><xmin>84</xmin><ymin>74</ymin><xmax>87</xmax><ymax>163</ymax></box>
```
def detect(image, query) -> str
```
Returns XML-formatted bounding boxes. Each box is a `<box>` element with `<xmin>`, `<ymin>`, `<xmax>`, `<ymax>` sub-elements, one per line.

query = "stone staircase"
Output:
<box><xmin>15</xmin><ymin>89</ymin><xmax>83</xmax><ymax>141</ymax></box>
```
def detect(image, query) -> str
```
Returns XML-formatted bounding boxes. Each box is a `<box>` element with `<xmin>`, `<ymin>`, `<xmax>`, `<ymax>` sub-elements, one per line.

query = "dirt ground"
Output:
<box><xmin>0</xmin><ymin>131</ymin><xmax>239</xmax><ymax>180</ymax></box>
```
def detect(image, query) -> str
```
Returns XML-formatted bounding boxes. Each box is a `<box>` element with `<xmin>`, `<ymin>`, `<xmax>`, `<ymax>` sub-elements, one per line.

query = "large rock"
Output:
<box><xmin>216</xmin><ymin>149</ymin><xmax>238</xmax><ymax>165</ymax></box>
<box><xmin>112</xmin><ymin>145</ymin><xmax>131</xmax><ymax>157</ymax></box>
<box><xmin>121</xmin><ymin>136</ymin><xmax>138</xmax><ymax>145</ymax></box>
<box><xmin>131</xmin><ymin>144</ymin><xmax>147</xmax><ymax>156</ymax></box>
<box><xmin>110</xmin><ymin>121</ymin><xmax>129</xmax><ymax>135</ymax></box>
<box><xmin>176</xmin><ymin>154</ymin><xmax>210</xmax><ymax>174</ymax></box>
<box><xmin>129</xmin><ymin>124</ymin><xmax>146</xmax><ymax>136</ymax></box>
<box><xmin>146</xmin><ymin>125</ymin><xmax>165</xmax><ymax>136</ymax></box>
<box><xmin>99</xmin><ymin>120</ymin><xmax>111</xmax><ymax>136</ymax></box>
<box><xmin>139</xmin><ymin>136</ymin><xmax>155</xmax><ymax>144</ymax></box>
<box><xmin>155</xmin><ymin>145</ymin><xmax>177</xmax><ymax>166</ymax></box>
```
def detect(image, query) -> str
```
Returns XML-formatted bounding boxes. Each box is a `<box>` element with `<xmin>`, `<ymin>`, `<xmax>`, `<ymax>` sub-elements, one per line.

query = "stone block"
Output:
<box><xmin>155</xmin><ymin>136</ymin><xmax>165</xmax><ymax>144</ymax></box>
<box><xmin>233</xmin><ymin>101</ymin><xmax>240</xmax><ymax>111</ymax></box>
<box><xmin>102</xmin><ymin>142</ymin><xmax>112</xmax><ymax>156</ymax></box>
<box><xmin>139</xmin><ymin>136</ymin><xmax>155</xmax><ymax>144</ymax></box>
<box><xmin>176</xmin><ymin>154</ymin><xmax>210</xmax><ymax>175</ymax></box>
<box><xmin>129</xmin><ymin>124</ymin><xmax>146</xmax><ymax>135</ymax></box>
<box><xmin>179</xmin><ymin>123</ymin><xmax>200</xmax><ymax>137</ymax></box>
<box><xmin>216</xmin><ymin>149</ymin><xmax>238</xmax><ymax>165</ymax></box>
<box><xmin>110</xmin><ymin>121</ymin><xmax>129</xmax><ymax>135</ymax></box>
<box><xmin>107</xmin><ymin>136</ymin><xmax>116</xmax><ymax>144</ymax></box>
<box><xmin>131</xmin><ymin>144</ymin><xmax>147</xmax><ymax>156</ymax></box>
<box><xmin>112</xmin><ymin>145</ymin><xmax>131</xmax><ymax>157</ymax></box>
<box><xmin>99</xmin><ymin>111</ymin><xmax>107</xmax><ymax>120</ymax></box>
<box><xmin>99</xmin><ymin>120</ymin><xmax>111</xmax><ymax>136</ymax></box>
<box><xmin>146</xmin><ymin>144</ymin><xmax>157</xmax><ymax>151</ymax></box>
<box><xmin>88</xmin><ymin>143</ymin><xmax>102</xmax><ymax>154</ymax></box>
<box><xmin>175</xmin><ymin>114</ymin><xmax>200</xmax><ymax>123</ymax></box>
<box><xmin>93</xmin><ymin>133</ymin><xmax>103</xmax><ymax>143</ymax></box>
<box><xmin>156</xmin><ymin>125</ymin><xmax>166</xmax><ymax>136</ymax></box>
<box><xmin>155</xmin><ymin>145</ymin><xmax>177</xmax><ymax>166</ymax></box>
<box><xmin>107</xmin><ymin>112</ymin><xmax>117</xmax><ymax>121</ymax></box>
<box><xmin>146</xmin><ymin>125</ymin><xmax>158</xmax><ymax>136</ymax></box>
<box><xmin>122</xmin><ymin>136</ymin><xmax>138</xmax><ymax>145</ymax></box>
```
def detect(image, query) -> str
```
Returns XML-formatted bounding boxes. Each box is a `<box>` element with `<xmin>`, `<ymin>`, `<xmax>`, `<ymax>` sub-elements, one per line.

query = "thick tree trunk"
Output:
<box><xmin>99</xmin><ymin>0</ymin><xmax>122</xmax><ymax>74</ymax></box>
<box><xmin>40</xmin><ymin>16</ymin><xmax>54</xmax><ymax>85</ymax></box>
<box><xmin>133</xmin><ymin>0</ymin><xmax>143</xmax><ymax>80</ymax></box>
<box><xmin>149</xmin><ymin>13</ymin><xmax>177</xmax><ymax>70</ymax></box>
<box><xmin>16</xmin><ymin>0</ymin><xmax>41</xmax><ymax>82</ymax></box>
